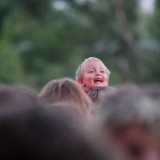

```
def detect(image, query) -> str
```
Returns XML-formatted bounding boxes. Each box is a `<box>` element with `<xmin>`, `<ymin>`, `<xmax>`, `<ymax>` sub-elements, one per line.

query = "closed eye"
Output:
<box><xmin>88</xmin><ymin>70</ymin><xmax>94</xmax><ymax>73</ymax></box>
<box><xmin>100</xmin><ymin>71</ymin><xmax>105</xmax><ymax>73</ymax></box>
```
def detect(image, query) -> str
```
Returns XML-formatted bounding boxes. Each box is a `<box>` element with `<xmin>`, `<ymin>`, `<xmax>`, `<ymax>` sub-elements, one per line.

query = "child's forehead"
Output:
<box><xmin>83</xmin><ymin>59</ymin><xmax>105</xmax><ymax>68</ymax></box>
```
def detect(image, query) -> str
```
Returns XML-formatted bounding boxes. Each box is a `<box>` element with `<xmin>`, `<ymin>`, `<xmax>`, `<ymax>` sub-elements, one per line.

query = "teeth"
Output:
<box><xmin>94</xmin><ymin>80</ymin><xmax>102</xmax><ymax>83</ymax></box>
<box><xmin>95</xmin><ymin>79</ymin><xmax>102</xmax><ymax>82</ymax></box>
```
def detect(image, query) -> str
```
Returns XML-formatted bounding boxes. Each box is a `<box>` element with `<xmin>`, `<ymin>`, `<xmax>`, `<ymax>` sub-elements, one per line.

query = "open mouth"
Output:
<box><xmin>94</xmin><ymin>78</ymin><xmax>103</xmax><ymax>83</ymax></box>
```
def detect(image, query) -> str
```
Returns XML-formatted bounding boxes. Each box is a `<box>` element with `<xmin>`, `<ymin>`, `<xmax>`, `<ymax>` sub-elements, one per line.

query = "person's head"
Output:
<box><xmin>0</xmin><ymin>85</ymin><xmax>38</xmax><ymax>111</ymax></box>
<box><xmin>43</xmin><ymin>101</ymin><xmax>88</xmax><ymax>123</ymax></box>
<box><xmin>75</xmin><ymin>57</ymin><xmax>111</xmax><ymax>93</ymax></box>
<box><xmin>96</xmin><ymin>85</ymin><xmax>160</xmax><ymax>160</ymax></box>
<box><xmin>38</xmin><ymin>77</ymin><xmax>93</xmax><ymax>116</ymax></box>
<box><xmin>88</xmin><ymin>86</ymin><xmax>116</xmax><ymax>106</ymax></box>
<box><xmin>0</xmin><ymin>101</ymin><xmax>109</xmax><ymax>160</ymax></box>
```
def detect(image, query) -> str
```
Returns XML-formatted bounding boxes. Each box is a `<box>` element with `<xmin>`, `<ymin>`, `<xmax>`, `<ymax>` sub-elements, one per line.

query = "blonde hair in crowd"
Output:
<box><xmin>39</xmin><ymin>78</ymin><xmax>93</xmax><ymax>115</ymax></box>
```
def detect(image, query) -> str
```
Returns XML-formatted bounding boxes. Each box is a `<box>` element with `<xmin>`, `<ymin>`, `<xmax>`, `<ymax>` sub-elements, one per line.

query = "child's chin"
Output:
<box><xmin>94</xmin><ymin>83</ymin><xmax>106</xmax><ymax>87</ymax></box>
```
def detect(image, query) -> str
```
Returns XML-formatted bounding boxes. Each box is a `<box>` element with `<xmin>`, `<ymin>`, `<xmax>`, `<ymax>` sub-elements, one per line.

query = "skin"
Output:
<box><xmin>113</xmin><ymin>125</ymin><xmax>159</xmax><ymax>160</ymax></box>
<box><xmin>78</xmin><ymin>60</ymin><xmax>109</xmax><ymax>93</ymax></box>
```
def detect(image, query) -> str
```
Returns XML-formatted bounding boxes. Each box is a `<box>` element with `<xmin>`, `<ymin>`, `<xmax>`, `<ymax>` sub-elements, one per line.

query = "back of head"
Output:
<box><xmin>0</xmin><ymin>85</ymin><xmax>38</xmax><ymax>111</ymax></box>
<box><xmin>39</xmin><ymin>78</ymin><xmax>93</xmax><ymax>115</ymax></box>
<box><xmin>0</xmin><ymin>101</ymin><xmax>109</xmax><ymax>160</ymax></box>
<box><xmin>96</xmin><ymin>84</ymin><xmax>160</xmax><ymax>160</ymax></box>
<box><xmin>43</xmin><ymin>101</ymin><xmax>86</xmax><ymax>123</ymax></box>
<box><xmin>98</xmin><ymin>84</ymin><xmax>160</xmax><ymax>134</ymax></box>
<box><xmin>88</xmin><ymin>86</ymin><xmax>116</xmax><ymax>106</ymax></box>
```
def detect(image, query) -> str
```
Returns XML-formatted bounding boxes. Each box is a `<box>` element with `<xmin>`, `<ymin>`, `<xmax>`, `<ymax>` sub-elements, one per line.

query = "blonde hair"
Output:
<box><xmin>38</xmin><ymin>78</ymin><xmax>93</xmax><ymax>115</ymax></box>
<box><xmin>75</xmin><ymin>57</ymin><xmax>111</xmax><ymax>81</ymax></box>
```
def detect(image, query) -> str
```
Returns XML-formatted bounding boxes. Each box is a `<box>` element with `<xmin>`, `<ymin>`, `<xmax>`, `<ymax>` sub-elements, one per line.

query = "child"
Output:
<box><xmin>75</xmin><ymin>57</ymin><xmax>111</xmax><ymax>93</ymax></box>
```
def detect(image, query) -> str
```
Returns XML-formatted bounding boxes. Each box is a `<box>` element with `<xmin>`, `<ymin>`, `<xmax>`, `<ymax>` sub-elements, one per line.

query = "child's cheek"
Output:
<box><xmin>87</xmin><ymin>76</ymin><xmax>93</xmax><ymax>82</ymax></box>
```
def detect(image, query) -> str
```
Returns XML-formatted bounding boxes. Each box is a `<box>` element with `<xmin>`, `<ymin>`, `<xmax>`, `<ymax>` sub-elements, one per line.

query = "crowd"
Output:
<box><xmin>0</xmin><ymin>57</ymin><xmax>159</xmax><ymax>160</ymax></box>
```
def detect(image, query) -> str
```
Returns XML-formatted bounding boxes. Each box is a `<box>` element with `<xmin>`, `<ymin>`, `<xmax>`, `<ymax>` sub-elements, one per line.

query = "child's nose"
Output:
<box><xmin>95</xmin><ymin>71</ymin><xmax>101</xmax><ymax>76</ymax></box>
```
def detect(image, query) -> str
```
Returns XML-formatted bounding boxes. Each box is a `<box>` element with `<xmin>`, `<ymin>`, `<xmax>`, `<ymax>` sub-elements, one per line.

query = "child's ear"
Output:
<box><xmin>78</xmin><ymin>79</ymin><xmax>83</xmax><ymax>84</ymax></box>
<box><xmin>78</xmin><ymin>79</ymin><xmax>87</xmax><ymax>90</ymax></box>
<box><xmin>78</xmin><ymin>79</ymin><xmax>86</xmax><ymax>88</ymax></box>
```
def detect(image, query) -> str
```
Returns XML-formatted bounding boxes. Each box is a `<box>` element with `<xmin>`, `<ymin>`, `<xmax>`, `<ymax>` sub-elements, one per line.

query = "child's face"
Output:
<box><xmin>78</xmin><ymin>60</ymin><xmax>109</xmax><ymax>92</ymax></box>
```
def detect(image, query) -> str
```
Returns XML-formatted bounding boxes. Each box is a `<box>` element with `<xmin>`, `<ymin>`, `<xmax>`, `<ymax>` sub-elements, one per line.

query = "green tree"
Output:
<box><xmin>0</xmin><ymin>0</ymin><xmax>159</xmax><ymax>90</ymax></box>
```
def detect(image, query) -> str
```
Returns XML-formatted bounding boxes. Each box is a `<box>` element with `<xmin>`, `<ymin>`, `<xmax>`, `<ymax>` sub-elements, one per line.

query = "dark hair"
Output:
<box><xmin>0</xmin><ymin>103</ymin><xmax>109</xmax><ymax>160</ymax></box>
<box><xmin>0</xmin><ymin>85</ymin><xmax>38</xmax><ymax>111</ymax></box>
<box><xmin>88</xmin><ymin>86</ymin><xmax>116</xmax><ymax>105</ymax></box>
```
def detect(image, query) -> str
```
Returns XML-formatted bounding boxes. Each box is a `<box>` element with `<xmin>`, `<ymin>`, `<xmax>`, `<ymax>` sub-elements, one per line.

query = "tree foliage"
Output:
<box><xmin>0</xmin><ymin>0</ymin><xmax>159</xmax><ymax>90</ymax></box>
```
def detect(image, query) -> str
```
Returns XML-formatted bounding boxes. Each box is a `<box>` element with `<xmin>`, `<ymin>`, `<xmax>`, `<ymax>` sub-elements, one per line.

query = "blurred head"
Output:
<box><xmin>38</xmin><ymin>78</ymin><xmax>93</xmax><ymax>116</ymax></box>
<box><xmin>97</xmin><ymin>85</ymin><xmax>160</xmax><ymax>160</ymax></box>
<box><xmin>88</xmin><ymin>86</ymin><xmax>116</xmax><ymax>106</ymax></box>
<box><xmin>75</xmin><ymin>57</ymin><xmax>110</xmax><ymax>93</ymax></box>
<box><xmin>0</xmin><ymin>102</ymin><xmax>109</xmax><ymax>160</ymax></box>
<box><xmin>43</xmin><ymin>101</ymin><xmax>87</xmax><ymax>123</ymax></box>
<box><xmin>0</xmin><ymin>85</ymin><xmax>38</xmax><ymax>111</ymax></box>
